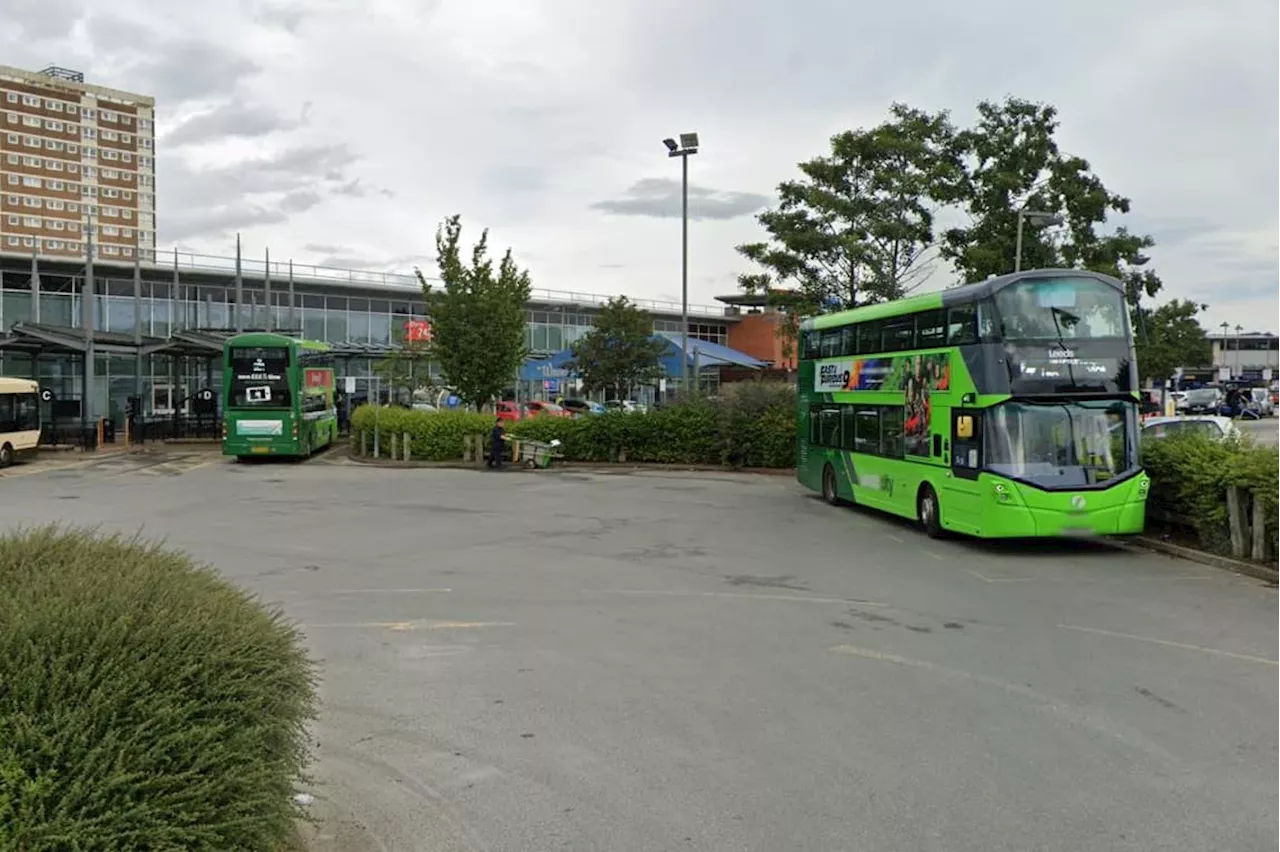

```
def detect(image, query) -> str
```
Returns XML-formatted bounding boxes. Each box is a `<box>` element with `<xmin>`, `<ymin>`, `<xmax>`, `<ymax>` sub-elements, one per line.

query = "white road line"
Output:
<box><xmin>1059</xmin><ymin>624</ymin><xmax>1277</xmax><ymax>666</ymax></box>
<box><xmin>586</xmin><ymin>589</ymin><xmax>885</xmax><ymax>606</ymax></box>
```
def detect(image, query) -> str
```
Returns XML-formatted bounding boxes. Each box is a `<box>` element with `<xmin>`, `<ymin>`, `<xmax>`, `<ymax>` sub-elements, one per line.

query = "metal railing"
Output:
<box><xmin>0</xmin><ymin>247</ymin><xmax>729</xmax><ymax>317</ymax></box>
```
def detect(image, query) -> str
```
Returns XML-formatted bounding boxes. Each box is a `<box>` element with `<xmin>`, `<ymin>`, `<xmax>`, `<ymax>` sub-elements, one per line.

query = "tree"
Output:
<box><xmin>373</xmin><ymin>322</ymin><xmax>434</xmax><ymax>404</ymax></box>
<box><xmin>415</xmin><ymin>215</ymin><xmax>531</xmax><ymax>407</ymax></box>
<box><xmin>940</xmin><ymin>97</ymin><xmax>1164</xmax><ymax>307</ymax></box>
<box><xmin>568</xmin><ymin>296</ymin><xmax>667</xmax><ymax>399</ymax></box>
<box><xmin>736</xmin><ymin>104</ymin><xmax>962</xmax><ymax>316</ymax></box>
<box><xmin>1132</xmin><ymin>299</ymin><xmax>1212</xmax><ymax>383</ymax></box>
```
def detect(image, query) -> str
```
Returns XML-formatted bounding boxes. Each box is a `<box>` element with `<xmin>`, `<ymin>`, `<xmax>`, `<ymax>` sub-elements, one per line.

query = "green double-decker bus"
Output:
<box><xmin>221</xmin><ymin>332</ymin><xmax>338</xmax><ymax>460</ymax></box>
<box><xmin>797</xmin><ymin>269</ymin><xmax>1149</xmax><ymax>538</ymax></box>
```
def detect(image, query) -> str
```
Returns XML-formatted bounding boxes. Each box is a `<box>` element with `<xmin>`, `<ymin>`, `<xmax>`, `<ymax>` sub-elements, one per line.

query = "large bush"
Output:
<box><xmin>352</xmin><ymin>404</ymin><xmax>495</xmax><ymax>460</ymax></box>
<box><xmin>507</xmin><ymin>383</ymin><xmax>796</xmax><ymax>468</ymax></box>
<box><xmin>1141</xmin><ymin>433</ymin><xmax>1278</xmax><ymax>559</ymax></box>
<box><xmin>0</xmin><ymin>527</ymin><xmax>317</xmax><ymax>852</ymax></box>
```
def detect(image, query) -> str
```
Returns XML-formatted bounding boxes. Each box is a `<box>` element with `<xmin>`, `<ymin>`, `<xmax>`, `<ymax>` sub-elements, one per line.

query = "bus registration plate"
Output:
<box><xmin>251</xmin><ymin>446</ymin><xmax>270</xmax><ymax>454</ymax></box>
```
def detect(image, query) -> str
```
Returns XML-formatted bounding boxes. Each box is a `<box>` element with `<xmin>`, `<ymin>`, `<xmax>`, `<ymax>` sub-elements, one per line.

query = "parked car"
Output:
<box><xmin>1247</xmin><ymin>388</ymin><xmax>1275</xmax><ymax>417</ymax></box>
<box><xmin>494</xmin><ymin>401</ymin><xmax>523</xmax><ymax>422</ymax></box>
<box><xmin>604</xmin><ymin>400</ymin><xmax>646</xmax><ymax>414</ymax></box>
<box><xmin>524</xmin><ymin>401</ymin><xmax>570</xmax><ymax>418</ymax></box>
<box><xmin>561</xmin><ymin>399</ymin><xmax>606</xmax><ymax>417</ymax></box>
<box><xmin>1181</xmin><ymin>388</ymin><xmax>1223</xmax><ymax>414</ymax></box>
<box><xmin>1138</xmin><ymin>415</ymin><xmax>1240</xmax><ymax>442</ymax></box>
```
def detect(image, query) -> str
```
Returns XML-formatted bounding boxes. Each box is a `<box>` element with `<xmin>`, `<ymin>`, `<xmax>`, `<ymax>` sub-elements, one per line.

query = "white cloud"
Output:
<box><xmin>1</xmin><ymin>0</ymin><xmax>1273</xmax><ymax>331</ymax></box>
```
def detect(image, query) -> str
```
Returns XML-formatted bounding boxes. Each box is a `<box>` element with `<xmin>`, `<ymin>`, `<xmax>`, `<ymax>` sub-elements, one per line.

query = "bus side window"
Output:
<box><xmin>881</xmin><ymin>319</ymin><xmax>913</xmax><ymax>353</ymax></box>
<box><xmin>946</xmin><ymin>304</ymin><xmax>977</xmax><ymax>345</ymax></box>
<box><xmin>840</xmin><ymin>326</ymin><xmax>856</xmax><ymax>357</ymax></box>
<box><xmin>916</xmin><ymin>310</ymin><xmax>946</xmax><ymax>349</ymax></box>
<box><xmin>857</xmin><ymin>321</ymin><xmax>881</xmax><ymax>355</ymax></box>
<box><xmin>801</xmin><ymin>330</ymin><xmax>820</xmax><ymax>360</ymax></box>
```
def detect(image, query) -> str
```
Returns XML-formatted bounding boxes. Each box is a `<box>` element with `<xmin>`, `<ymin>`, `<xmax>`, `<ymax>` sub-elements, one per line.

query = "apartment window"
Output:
<box><xmin>68</xmin><ymin>202</ymin><xmax>77</xmax><ymax>212</ymax></box>
<box><xmin>122</xmin><ymin>209</ymin><xmax>132</xmax><ymax>219</ymax></box>
<box><xmin>4</xmin><ymin>114</ymin><xmax>13</xmax><ymax>124</ymax></box>
<box><xmin>21</xmin><ymin>176</ymin><xmax>40</xmax><ymax>188</ymax></box>
<box><xmin>5</xmin><ymin>194</ymin><xmax>17</xmax><ymax>203</ymax></box>
<box><xmin>5</xmin><ymin>133</ymin><xmax>16</xmax><ymax>143</ymax></box>
<box><xmin>87</xmin><ymin>205</ymin><xmax>98</xmax><ymax>215</ymax></box>
<box><xmin>84</xmin><ymin>147</ymin><xmax>95</xmax><ymax>158</ymax></box>
<box><xmin>46</xmin><ymin>139</ymin><xmax>63</xmax><ymax>151</ymax></box>
<box><xmin>23</xmin><ymin>135</ymin><xmax>39</xmax><ymax>146</ymax></box>
<box><xmin>22</xmin><ymin>95</ymin><xmax>38</xmax><ymax>106</ymax></box>
<box><xmin>21</xmin><ymin>156</ymin><xmax>37</xmax><ymax>166</ymax></box>
<box><xmin>141</xmin><ymin>138</ymin><xmax>151</xmax><ymax>149</ymax></box>
<box><xmin>47</xmin><ymin>160</ymin><xmax>63</xmax><ymax>172</ymax></box>
<box><xmin>103</xmin><ymin>130</ymin><xmax>118</xmax><ymax>141</ymax></box>
<box><xmin>83</xmin><ymin>127</ymin><xmax>95</xmax><ymax>138</ymax></box>
<box><xmin>84</xmin><ymin>166</ymin><xmax>96</xmax><ymax>177</ymax></box>
<box><xmin>100</xmin><ymin>110</ymin><xmax>113</xmax><ymax>122</ymax></box>
<box><xmin>103</xmin><ymin>225</ymin><xmax>119</xmax><ymax>236</ymax></box>
<box><xmin>122</xmin><ymin>153</ymin><xmax>132</xmax><ymax>162</ymax></box>
<box><xmin>104</xmin><ymin>188</ymin><xmax>119</xmax><ymax>198</ymax></box>
<box><xmin>68</xmin><ymin>221</ymin><xmax>78</xmax><ymax>231</ymax></box>
<box><xmin>104</xmin><ymin>205</ymin><xmax>119</xmax><ymax>216</ymax></box>
<box><xmin>50</xmin><ymin>220</ymin><xmax>65</xmax><ymax>230</ymax></box>
<box><xmin>122</xmin><ymin>133</ymin><xmax>132</xmax><ymax>144</ymax></box>
<box><xmin>66</xmin><ymin>104</ymin><xmax>77</xmax><ymax>115</ymax></box>
<box><xmin>23</xmin><ymin>216</ymin><xmax>40</xmax><ymax>227</ymax></box>
<box><xmin>5</xmin><ymin>93</ymin><xmax>15</xmax><ymax>103</ymax></box>
<box><xmin>46</xmin><ymin>100</ymin><xmax>60</xmax><ymax>111</ymax></box>
<box><xmin>123</xmin><ymin>190</ymin><xmax>133</xmax><ymax>200</ymax></box>
<box><xmin>68</xmin><ymin>143</ymin><xmax>77</xmax><ymax>153</ymax></box>
<box><xmin>5</xmin><ymin>236</ymin><xmax>17</xmax><ymax>246</ymax></box>
<box><xmin>48</xmin><ymin>199</ymin><xmax>64</xmax><ymax>210</ymax></box>
<box><xmin>4</xmin><ymin>154</ymin><xmax>15</xmax><ymax>164</ymax></box>
<box><xmin>103</xmin><ymin>245</ymin><xmax>119</xmax><ymax>256</ymax></box>
<box><xmin>123</xmin><ymin>227</ymin><xmax>133</xmax><ymax>237</ymax></box>
<box><xmin>122</xmin><ymin>115</ymin><xmax>132</xmax><ymax>125</ymax></box>
<box><xmin>22</xmin><ymin>237</ymin><xmax>34</xmax><ymax>247</ymax></box>
<box><xmin>82</xmin><ymin>186</ymin><xmax>96</xmax><ymax>197</ymax></box>
<box><xmin>138</xmin><ymin>118</ymin><xmax>150</xmax><ymax>129</ymax></box>
<box><xmin>5</xmin><ymin>175</ymin><xmax>16</xmax><ymax>184</ymax></box>
<box><xmin>5</xmin><ymin>214</ymin><xmax>15</xmax><ymax>224</ymax></box>
<box><xmin>22</xmin><ymin>196</ymin><xmax>39</xmax><ymax>207</ymax></box>
<box><xmin>22</xmin><ymin>115</ymin><xmax>40</xmax><ymax>127</ymax></box>
<box><xmin>49</xmin><ymin>180</ymin><xmax>63</xmax><ymax>190</ymax></box>
<box><xmin>139</xmin><ymin>175</ymin><xmax>152</xmax><ymax>186</ymax></box>
<box><xmin>68</xmin><ymin>163</ymin><xmax>78</xmax><ymax>173</ymax></box>
<box><xmin>103</xmin><ymin>168</ymin><xmax>118</xmax><ymax>179</ymax></box>
<box><xmin>47</xmin><ymin>240</ymin><xmax>61</xmax><ymax>249</ymax></box>
<box><xmin>102</xmin><ymin>149</ymin><xmax>118</xmax><ymax>161</ymax></box>
<box><xmin>47</xmin><ymin>119</ymin><xmax>63</xmax><ymax>131</ymax></box>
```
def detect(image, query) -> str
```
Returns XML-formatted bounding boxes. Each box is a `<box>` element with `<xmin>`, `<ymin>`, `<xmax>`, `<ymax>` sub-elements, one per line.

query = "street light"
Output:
<box><xmin>663</xmin><ymin>132</ymin><xmax>699</xmax><ymax>391</ymax></box>
<box><xmin>1014</xmin><ymin>208</ymin><xmax>1063</xmax><ymax>272</ymax></box>
<box><xmin>1219</xmin><ymin>322</ymin><xmax>1231</xmax><ymax>378</ymax></box>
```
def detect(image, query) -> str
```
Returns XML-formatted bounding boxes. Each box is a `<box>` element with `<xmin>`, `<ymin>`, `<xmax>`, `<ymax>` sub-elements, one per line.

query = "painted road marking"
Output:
<box><xmin>1059</xmin><ymin>624</ymin><xmax>1277</xmax><ymax>667</ymax></box>
<box><xmin>587</xmin><ymin>589</ymin><xmax>886</xmax><ymax>606</ymax></box>
<box><xmin>886</xmin><ymin>534</ymin><xmax>906</xmax><ymax>543</ymax></box>
<box><xmin>305</xmin><ymin>620</ymin><xmax>514</xmax><ymax>631</ymax></box>
<box><xmin>924</xmin><ymin>551</ymin><xmax>945</xmax><ymax>561</ymax></box>
<box><xmin>963</xmin><ymin>568</ymin><xmax>1035</xmax><ymax>583</ymax></box>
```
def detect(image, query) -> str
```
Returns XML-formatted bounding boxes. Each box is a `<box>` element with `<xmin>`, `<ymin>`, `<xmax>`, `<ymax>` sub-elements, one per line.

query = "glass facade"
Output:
<box><xmin>0</xmin><ymin>263</ymin><xmax>733</xmax><ymax>418</ymax></box>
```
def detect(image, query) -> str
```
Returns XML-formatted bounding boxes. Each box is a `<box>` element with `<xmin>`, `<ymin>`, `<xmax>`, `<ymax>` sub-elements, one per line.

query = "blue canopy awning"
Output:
<box><xmin>520</xmin><ymin>335</ymin><xmax>765</xmax><ymax>383</ymax></box>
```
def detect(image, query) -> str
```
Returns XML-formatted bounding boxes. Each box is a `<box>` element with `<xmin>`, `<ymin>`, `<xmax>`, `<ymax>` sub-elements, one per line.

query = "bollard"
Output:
<box><xmin>462</xmin><ymin>435</ymin><xmax>473</xmax><ymax>463</ymax></box>
<box><xmin>391</xmin><ymin>433</ymin><xmax>399</xmax><ymax>461</ymax></box>
<box><xmin>403</xmin><ymin>432</ymin><xmax>411</xmax><ymax>462</ymax></box>
<box><xmin>475</xmin><ymin>433</ymin><xmax>486</xmax><ymax>468</ymax></box>
<box><xmin>361</xmin><ymin>430</ymin><xmax>368</xmax><ymax>457</ymax></box>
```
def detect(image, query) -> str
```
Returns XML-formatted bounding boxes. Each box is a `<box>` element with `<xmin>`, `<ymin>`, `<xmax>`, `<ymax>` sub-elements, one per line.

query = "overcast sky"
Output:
<box><xmin>4</xmin><ymin>0</ymin><xmax>1275</xmax><ymax>332</ymax></box>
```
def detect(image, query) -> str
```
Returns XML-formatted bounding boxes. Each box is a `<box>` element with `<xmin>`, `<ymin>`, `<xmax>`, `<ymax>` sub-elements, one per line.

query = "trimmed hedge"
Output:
<box><xmin>1140</xmin><ymin>433</ymin><xmax>1278</xmax><ymax>560</ymax></box>
<box><xmin>507</xmin><ymin>383</ymin><xmax>796</xmax><ymax>468</ymax></box>
<box><xmin>351</xmin><ymin>383</ymin><xmax>798</xmax><ymax>468</ymax></box>
<box><xmin>0</xmin><ymin>527</ymin><xmax>317</xmax><ymax>852</ymax></box>
<box><xmin>351</xmin><ymin>404</ymin><xmax>495</xmax><ymax>460</ymax></box>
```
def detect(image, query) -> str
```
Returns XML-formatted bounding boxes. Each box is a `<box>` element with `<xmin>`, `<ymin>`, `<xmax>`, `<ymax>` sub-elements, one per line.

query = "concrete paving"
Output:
<box><xmin>0</xmin><ymin>457</ymin><xmax>1275</xmax><ymax>851</ymax></box>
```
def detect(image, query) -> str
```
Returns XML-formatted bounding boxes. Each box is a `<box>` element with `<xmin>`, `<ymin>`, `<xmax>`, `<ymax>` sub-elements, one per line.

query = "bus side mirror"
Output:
<box><xmin>956</xmin><ymin>416</ymin><xmax>974</xmax><ymax>439</ymax></box>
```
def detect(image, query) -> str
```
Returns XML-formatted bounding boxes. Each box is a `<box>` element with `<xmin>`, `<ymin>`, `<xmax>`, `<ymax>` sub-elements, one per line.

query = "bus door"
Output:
<box><xmin>942</xmin><ymin>408</ymin><xmax>984</xmax><ymax>531</ymax></box>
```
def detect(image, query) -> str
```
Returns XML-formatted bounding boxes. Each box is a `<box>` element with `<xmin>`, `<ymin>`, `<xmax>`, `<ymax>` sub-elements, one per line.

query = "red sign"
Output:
<box><xmin>304</xmin><ymin>369</ymin><xmax>332</xmax><ymax>388</ymax></box>
<box><xmin>405</xmin><ymin>319</ymin><xmax>432</xmax><ymax>343</ymax></box>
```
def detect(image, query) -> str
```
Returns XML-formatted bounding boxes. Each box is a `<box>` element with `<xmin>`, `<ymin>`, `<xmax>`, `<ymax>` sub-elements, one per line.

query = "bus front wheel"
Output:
<box><xmin>822</xmin><ymin>464</ymin><xmax>844</xmax><ymax>506</ymax></box>
<box><xmin>0</xmin><ymin>443</ymin><xmax>13</xmax><ymax>468</ymax></box>
<box><xmin>917</xmin><ymin>484</ymin><xmax>944</xmax><ymax>538</ymax></box>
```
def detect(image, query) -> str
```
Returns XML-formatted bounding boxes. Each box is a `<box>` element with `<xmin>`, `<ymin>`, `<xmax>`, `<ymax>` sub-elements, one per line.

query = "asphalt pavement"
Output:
<box><xmin>0</xmin><ymin>456</ymin><xmax>1275</xmax><ymax>851</ymax></box>
<box><xmin>1236</xmin><ymin>416</ymin><xmax>1278</xmax><ymax>445</ymax></box>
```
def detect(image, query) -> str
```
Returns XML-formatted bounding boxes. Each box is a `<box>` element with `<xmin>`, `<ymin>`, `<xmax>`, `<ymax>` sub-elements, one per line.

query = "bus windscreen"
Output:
<box><xmin>229</xmin><ymin>346</ymin><xmax>291</xmax><ymax>407</ymax></box>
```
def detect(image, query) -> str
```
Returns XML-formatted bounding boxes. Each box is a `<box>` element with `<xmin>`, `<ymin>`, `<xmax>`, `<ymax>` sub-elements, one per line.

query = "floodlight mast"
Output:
<box><xmin>663</xmin><ymin>132</ymin><xmax>699</xmax><ymax>393</ymax></box>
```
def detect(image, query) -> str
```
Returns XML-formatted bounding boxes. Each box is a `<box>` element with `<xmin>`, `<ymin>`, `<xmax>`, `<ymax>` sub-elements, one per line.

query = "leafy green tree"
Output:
<box><xmin>736</xmin><ymin>104</ymin><xmax>962</xmax><ymax>315</ymax></box>
<box><xmin>1132</xmin><ymin>299</ymin><xmax>1212</xmax><ymax>383</ymax></box>
<box><xmin>940</xmin><ymin>97</ymin><xmax>1164</xmax><ymax>305</ymax></box>
<box><xmin>373</xmin><ymin>322</ymin><xmax>434</xmax><ymax>404</ymax></box>
<box><xmin>415</xmin><ymin>215</ymin><xmax>531</xmax><ymax>407</ymax></box>
<box><xmin>568</xmin><ymin>296</ymin><xmax>667</xmax><ymax>399</ymax></box>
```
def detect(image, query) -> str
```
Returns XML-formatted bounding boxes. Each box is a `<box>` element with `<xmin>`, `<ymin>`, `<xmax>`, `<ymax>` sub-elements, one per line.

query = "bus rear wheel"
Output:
<box><xmin>0</xmin><ymin>443</ymin><xmax>13</xmax><ymax>468</ymax></box>
<box><xmin>917</xmin><ymin>484</ymin><xmax>944</xmax><ymax>538</ymax></box>
<box><xmin>821</xmin><ymin>464</ymin><xmax>844</xmax><ymax>506</ymax></box>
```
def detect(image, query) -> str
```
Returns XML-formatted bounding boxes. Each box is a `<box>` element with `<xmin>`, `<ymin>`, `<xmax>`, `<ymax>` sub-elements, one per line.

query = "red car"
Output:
<box><xmin>524</xmin><ymin>401</ymin><xmax>570</xmax><ymax>418</ymax></box>
<box><xmin>495</xmin><ymin>401</ymin><xmax>523</xmax><ymax>422</ymax></box>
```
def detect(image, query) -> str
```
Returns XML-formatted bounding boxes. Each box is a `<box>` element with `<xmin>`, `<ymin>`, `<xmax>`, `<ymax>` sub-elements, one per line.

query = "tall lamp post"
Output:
<box><xmin>1219</xmin><ymin>321</ymin><xmax>1231</xmax><ymax>378</ymax></box>
<box><xmin>663</xmin><ymin>132</ymin><xmax>699</xmax><ymax>392</ymax></box>
<box><xmin>1014</xmin><ymin>208</ymin><xmax>1063</xmax><ymax>272</ymax></box>
<box><xmin>1234</xmin><ymin>324</ymin><xmax>1244</xmax><ymax>377</ymax></box>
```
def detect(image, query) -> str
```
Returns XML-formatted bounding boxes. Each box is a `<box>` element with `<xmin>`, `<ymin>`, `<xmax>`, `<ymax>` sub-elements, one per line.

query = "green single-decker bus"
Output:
<box><xmin>797</xmin><ymin>268</ymin><xmax>1149</xmax><ymax>538</ymax></box>
<box><xmin>221</xmin><ymin>332</ymin><xmax>338</xmax><ymax>459</ymax></box>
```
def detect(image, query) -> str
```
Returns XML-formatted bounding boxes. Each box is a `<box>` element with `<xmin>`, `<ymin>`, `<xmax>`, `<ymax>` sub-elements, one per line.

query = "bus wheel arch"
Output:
<box><xmin>0</xmin><ymin>442</ymin><xmax>13</xmax><ymax>468</ymax></box>
<box><xmin>821</xmin><ymin>464</ymin><xmax>844</xmax><ymax>506</ymax></box>
<box><xmin>917</xmin><ymin>482</ymin><xmax>944</xmax><ymax>538</ymax></box>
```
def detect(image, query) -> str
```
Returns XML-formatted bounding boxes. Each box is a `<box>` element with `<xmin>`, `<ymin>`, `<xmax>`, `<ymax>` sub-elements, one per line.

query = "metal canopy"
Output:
<box><xmin>7</xmin><ymin>322</ymin><xmax>173</xmax><ymax>356</ymax></box>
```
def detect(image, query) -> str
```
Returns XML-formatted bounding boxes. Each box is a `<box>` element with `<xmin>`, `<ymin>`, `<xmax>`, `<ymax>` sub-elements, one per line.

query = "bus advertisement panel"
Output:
<box><xmin>797</xmin><ymin>269</ymin><xmax>1149</xmax><ymax>540</ymax></box>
